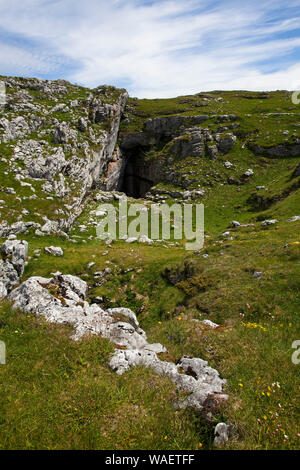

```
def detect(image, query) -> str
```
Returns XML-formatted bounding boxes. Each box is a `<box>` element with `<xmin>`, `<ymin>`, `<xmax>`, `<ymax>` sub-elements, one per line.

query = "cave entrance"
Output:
<box><xmin>121</xmin><ymin>172</ymin><xmax>154</xmax><ymax>198</ymax></box>
<box><xmin>120</xmin><ymin>149</ymin><xmax>155</xmax><ymax>198</ymax></box>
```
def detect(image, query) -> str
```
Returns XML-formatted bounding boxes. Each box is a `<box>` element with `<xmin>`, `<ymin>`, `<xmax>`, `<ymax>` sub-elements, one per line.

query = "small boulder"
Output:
<box><xmin>288</xmin><ymin>216</ymin><xmax>300</xmax><ymax>222</ymax></box>
<box><xmin>244</xmin><ymin>169</ymin><xmax>254</xmax><ymax>177</ymax></box>
<box><xmin>229</xmin><ymin>221</ymin><xmax>240</xmax><ymax>228</ymax></box>
<box><xmin>44</xmin><ymin>246</ymin><xmax>64</xmax><ymax>257</ymax></box>
<box><xmin>253</xmin><ymin>271</ymin><xmax>263</xmax><ymax>279</ymax></box>
<box><xmin>214</xmin><ymin>422</ymin><xmax>230</xmax><ymax>446</ymax></box>
<box><xmin>262</xmin><ymin>219</ymin><xmax>278</xmax><ymax>226</ymax></box>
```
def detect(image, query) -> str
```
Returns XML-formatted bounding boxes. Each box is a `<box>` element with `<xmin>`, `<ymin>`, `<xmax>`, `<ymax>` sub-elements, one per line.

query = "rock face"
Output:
<box><xmin>249</xmin><ymin>142</ymin><xmax>300</xmax><ymax>157</ymax></box>
<box><xmin>0</xmin><ymin>77</ymin><xmax>128</xmax><ymax>234</ymax></box>
<box><xmin>8</xmin><ymin>272</ymin><xmax>228</xmax><ymax>415</ymax></box>
<box><xmin>121</xmin><ymin>116</ymin><xmax>236</xmax><ymax>159</ymax></box>
<box><xmin>143</xmin><ymin>115</ymin><xmax>209</xmax><ymax>139</ymax></box>
<box><xmin>120</xmin><ymin>117</ymin><xmax>237</xmax><ymax>196</ymax></box>
<box><xmin>0</xmin><ymin>237</ymin><xmax>28</xmax><ymax>297</ymax></box>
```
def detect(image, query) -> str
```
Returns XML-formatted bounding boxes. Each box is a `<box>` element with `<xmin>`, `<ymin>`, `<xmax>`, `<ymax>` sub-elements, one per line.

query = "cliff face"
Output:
<box><xmin>0</xmin><ymin>77</ymin><xmax>128</xmax><ymax>235</ymax></box>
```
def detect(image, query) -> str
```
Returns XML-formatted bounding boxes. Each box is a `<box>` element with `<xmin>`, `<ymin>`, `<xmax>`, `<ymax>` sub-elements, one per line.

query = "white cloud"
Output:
<box><xmin>0</xmin><ymin>0</ymin><xmax>299</xmax><ymax>97</ymax></box>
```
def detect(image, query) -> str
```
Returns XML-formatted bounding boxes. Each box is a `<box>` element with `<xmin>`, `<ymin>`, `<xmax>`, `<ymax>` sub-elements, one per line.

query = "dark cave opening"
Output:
<box><xmin>121</xmin><ymin>171</ymin><xmax>154</xmax><ymax>198</ymax></box>
<box><xmin>120</xmin><ymin>148</ymin><xmax>155</xmax><ymax>198</ymax></box>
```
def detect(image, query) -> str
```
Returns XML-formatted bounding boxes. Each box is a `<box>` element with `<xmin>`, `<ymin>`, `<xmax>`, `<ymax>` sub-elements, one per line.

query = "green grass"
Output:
<box><xmin>1</xmin><ymin>215</ymin><xmax>299</xmax><ymax>449</ymax></box>
<box><xmin>0</xmin><ymin>302</ymin><xmax>213</xmax><ymax>450</ymax></box>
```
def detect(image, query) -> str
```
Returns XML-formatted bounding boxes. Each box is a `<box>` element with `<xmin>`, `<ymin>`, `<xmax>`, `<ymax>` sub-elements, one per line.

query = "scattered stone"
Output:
<box><xmin>253</xmin><ymin>271</ymin><xmax>263</xmax><ymax>279</ymax></box>
<box><xmin>139</xmin><ymin>235</ymin><xmax>153</xmax><ymax>244</ymax></box>
<box><xmin>125</xmin><ymin>237</ymin><xmax>138</xmax><ymax>244</ymax></box>
<box><xmin>261</xmin><ymin>219</ymin><xmax>278</xmax><ymax>226</ymax></box>
<box><xmin>201</xmin><ymin>319</ymin><xmax>219</xmax><ymax>329</ymax></box>
<box><xmin>214</xmin><ymin>422</ymin><xmax>231</xmax><ymax>446</ymax></box>
<box><xmin>222</xmin><ymin>231</ymin><xmax>233</xmax><ymax>240</ymax></box>
<box><xmin>229</xmin><ymin>221</ymin><xmax>240</xmax><ymax>228</ymax></box>
<box><xmin>244</xmin><ymin>169</ymin><xmax>254</xmax><ymax>177</ymax></box>
<box><xmin>1</xmin><ymin>239</ymin><xmax>28</xmax><ymax>276</ymax></box>
<box><xmin>44</xmin><ymin>246</ymin><xmax>64</xmax><ymax>257</ymax></box>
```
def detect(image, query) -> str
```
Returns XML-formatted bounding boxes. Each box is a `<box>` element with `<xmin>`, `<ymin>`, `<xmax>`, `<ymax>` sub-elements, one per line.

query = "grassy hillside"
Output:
<box><xmin>0</xmin><ymin>82</ymin><xmax>299</xmax><ymax>450</ymax></box>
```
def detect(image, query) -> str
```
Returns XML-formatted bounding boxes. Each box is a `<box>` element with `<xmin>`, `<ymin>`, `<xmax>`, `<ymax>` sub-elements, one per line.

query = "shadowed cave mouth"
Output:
<box><xmin>120</xmin><ymin>149</ymin><xmax>155</xmax><ymax>198</ymax></box>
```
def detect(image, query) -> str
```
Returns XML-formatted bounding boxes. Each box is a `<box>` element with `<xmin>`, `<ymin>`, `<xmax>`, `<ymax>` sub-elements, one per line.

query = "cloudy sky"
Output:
<box><xmin>0</xmin><ymin>0</ymin><xmax>300</xmax><ymax>97</ymax></box>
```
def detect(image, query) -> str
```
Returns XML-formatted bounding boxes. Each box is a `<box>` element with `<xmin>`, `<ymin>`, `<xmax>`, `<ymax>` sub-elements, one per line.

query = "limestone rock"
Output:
<box><xmin>244</xmin><ymin>169</ymin><xmax>254</xmax><ymax>177</ymax></box>
<box><xmin>0</xmin><ymin>281</ymin><xmax>7</xmax><ymax>300</ymax></box>
<box><xmin>262</xmin><ymin>219</ymin><xmax>278</xmax><ymax>226</ymax></box>
<box><xmin>201</xmin><ymin>319</ymin><xmax>219</xmax><ymax>329</ymax></box>
<box><xmin>214</xmin><ymin>422</ymin><xmax>231</xmax><ymax>446</ymax></box>
<box><xmin>44</xmin><ymin>246</ymin><xmax>64</xmax><ymax>257</ymax></box>
<box><xmin>1</xmin><ymin>239</ymin><xmax>28</xmax><ymax>276</ymax></box>
<box><xmin>8</xmin><ymin>271</ymin><xmax>228</xmax><ymax>416</ymax></box>
<box><xmin>253</xmin><ymin>271</ymin><xmax>263</xmax><ymax>279</ymax></box>
<box><xmin>216</xmin><ymin>133</ymin><xmax>236</xmax><ymax>154</ymax></box>
<box><xmin>0</xmin><ymin>238</ymin><xmax>28</xmax><ymax>293</ymax></box>
<box><xmin>53</xmin><ymin>121</ymin><xmax>77</xmax><ymax>144</ymax></box>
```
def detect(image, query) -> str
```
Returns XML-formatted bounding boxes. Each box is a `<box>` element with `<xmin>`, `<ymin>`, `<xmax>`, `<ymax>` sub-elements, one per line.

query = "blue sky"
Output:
<box><xmin>0</xmin><ymin>0</ymin><xmax>300</xmax><ymax>97</ymax></box>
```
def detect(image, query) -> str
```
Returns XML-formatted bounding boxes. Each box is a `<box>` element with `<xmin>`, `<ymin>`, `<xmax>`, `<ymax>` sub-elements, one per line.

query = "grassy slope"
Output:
<box><xmin>0</xmin><ymin>87</ymin><xmax>299</xmax><ymax>450</ymax></box>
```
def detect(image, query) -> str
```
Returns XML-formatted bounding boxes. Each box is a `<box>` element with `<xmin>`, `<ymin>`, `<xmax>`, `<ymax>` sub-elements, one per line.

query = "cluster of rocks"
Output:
<box><xmin>7</xmin><ymin>262</ymin><xmax>228</xmax><ymax>417</ymax></box>
<box><xmin>146</xmin><ymin>187</ymin><xmax>205</xmax><ymax>201</ymax></box>
<box><xmin>167</xmin><ymin>127</ymin><xmax>236</xmax><ymax>161</ymax></box>
<box><xmin>121</xmin><ymin>114</ymin><xmax>238</xmax><ymax>162</ymax></box>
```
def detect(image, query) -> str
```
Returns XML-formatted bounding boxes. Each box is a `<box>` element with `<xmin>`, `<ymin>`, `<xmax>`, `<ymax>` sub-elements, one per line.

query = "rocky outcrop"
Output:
<box><xmin>0</xmin><ymin>237</ymin><xmax>28</xmax><ymax>298</ymax></box>
<box><xmin>120</xmin><ymin>132</ymin><xmax>151</xmax><ymax>150</ymax></box>
<box><xmin>249</xmin><ymin>141</ymin><xmax>300</xmax><ymax>157</ymax></box>
<box><xmin>104</xmin><ymin>146</ymin><xmax>126</xmax><ymax>191</ymax></box>
<box><xmin>110</xmin><ymin>351</ymin><xmax>227</xmax><ymax>412</ymax></box>
<box><xmin>8</xmin><ymin>272</ymin><xmax>228</xmax><ymax>415</ymax></box>
<box><xmin>120</xmin><ymin>116</ymin><xmax>210</xmax><ymax>150</ymax></box>
<box><xmin>168</xmin><ymin>129</ymin><xmax>236</xmax><ymax>160</ymax></box>
<box><xmin>169</xmin><ymin>131</ymin><xmax>205</xmax><ymax>159</ymax></box>
<box><xmin>144</xmin><ymin>115</ymin><xmax>209</xmax><ymax>138</ymax></box>
<box><xmin>0</xmin><ymin>77</ymin><xmax>128</xmax><ymax>233</ymax></box>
